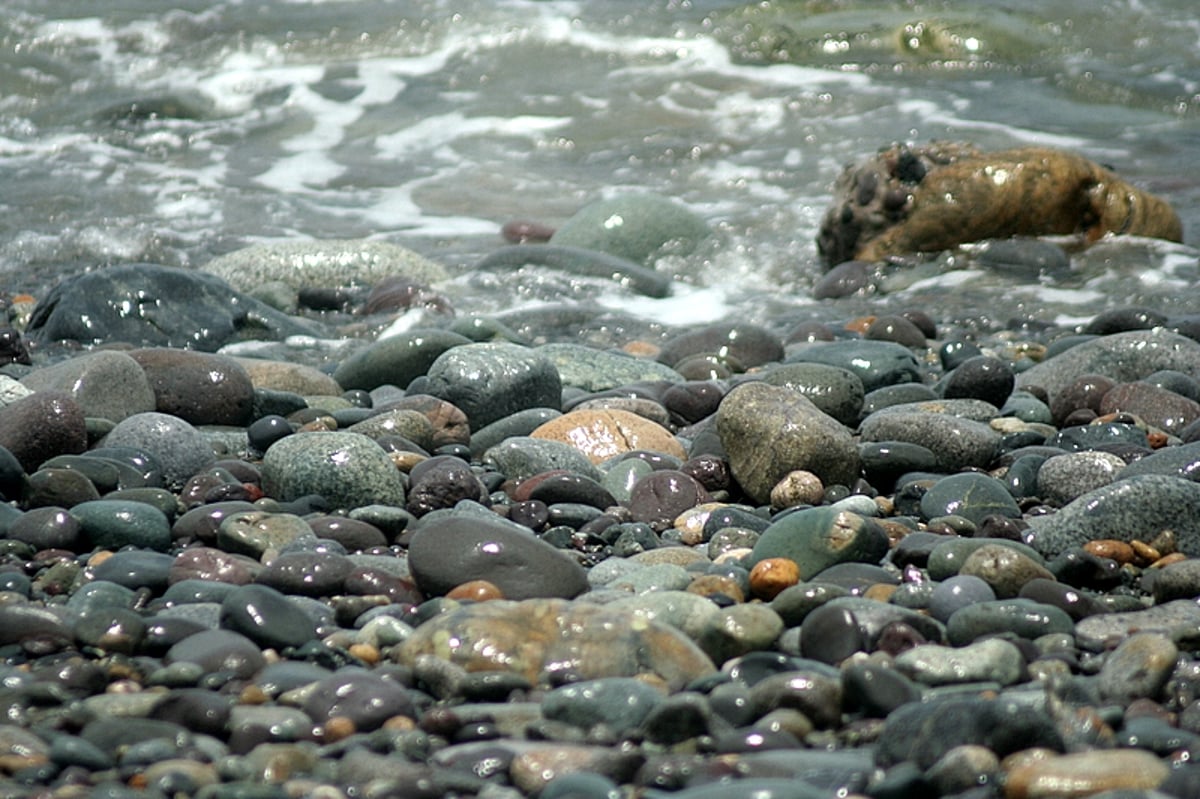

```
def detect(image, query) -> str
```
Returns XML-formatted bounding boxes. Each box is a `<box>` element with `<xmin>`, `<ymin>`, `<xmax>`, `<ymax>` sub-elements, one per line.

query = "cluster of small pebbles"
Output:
<box><xmin>3</xmin><ymin>223</ymin><xmax>1200</xmax><ymax>799</ymax></box>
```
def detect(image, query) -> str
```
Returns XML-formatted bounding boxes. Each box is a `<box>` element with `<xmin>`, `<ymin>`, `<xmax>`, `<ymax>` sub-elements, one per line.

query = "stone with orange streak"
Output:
<box><xmin>531</xmin><ymin>408</ymin><xmax>685</xmax><ymax>464</ymax></box>
<box><xmin>1003</xmin><ymin>749</ymin><xmax>1168</xmax><ymax>799</ymax></box>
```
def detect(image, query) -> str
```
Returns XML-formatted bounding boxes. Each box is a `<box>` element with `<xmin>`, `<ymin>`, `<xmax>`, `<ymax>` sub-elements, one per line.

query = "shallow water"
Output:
<box><xmin>2</xmin><ymin>0</ymin><xmax>1198</xmax><ymax>337</ymax></box>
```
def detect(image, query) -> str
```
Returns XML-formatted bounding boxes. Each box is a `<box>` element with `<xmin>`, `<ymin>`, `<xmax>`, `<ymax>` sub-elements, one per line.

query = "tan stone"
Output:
<box><xmin>232</xmin><ymin>357</ymin><xmax>343</xmax><ymax>395</ymax></box>
<box><xmin>1004</xmin><ymin>749</ymin><xmax>1169</xmax><ymax>799</ymax></box>
<box><xmin>531</xmin><ymin>408</ymin><xmax>685</xmax><ymax>464</ymax></box>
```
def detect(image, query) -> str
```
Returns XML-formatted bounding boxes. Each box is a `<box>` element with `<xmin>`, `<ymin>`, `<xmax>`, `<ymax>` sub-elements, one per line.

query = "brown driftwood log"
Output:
<box><xmin>817</xmin><ymin>142</ymin><xmax>1184</xmax><ymax>266</ymax></box>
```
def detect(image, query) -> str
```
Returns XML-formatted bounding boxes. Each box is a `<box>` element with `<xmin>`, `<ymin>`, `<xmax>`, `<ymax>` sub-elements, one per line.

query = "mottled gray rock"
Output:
<box><xmin>717</xmin><ymin>381</ymin><xmax>861</xmax><ymax>503</ymax></box>
<box><xmin>202</xmin><ymin>239</ymin><xmax>449</xmax><ymax>291</ymax></box>
<box><xmin>482</xmin><ymin>436</ymin><xmax>603</xmax><ymax>482</ymax></box>
<box><xmin>260</xmin><ymin>431</ymin><xmax>405</xmax><ymax>510</ymax></box>
<box><xmin>1017</xmin><ymin>329</ymin><xmax>1200</xmax><ymax>401</ymax></box>
<box><xmin>1036</xmin><ymin>451</ymin><xmax>1126</xmax><ymax>506</ymax></box>
<box><xmin>550</xmin><ymin>193</ymin><xmax>712</xmax><ymax>265</ymax></box>
<box><xmin>420</xmin><ymin>342</ymin><xmax>561</xmax><ymax>429</ymax></box>
<box><xmin>859</xmin><ymin>409</ymin><xmax>999</xmax><ymax>470</ymax></box>
<box><xmin>1025</xmin><ymin>475</ymin><xmax>1200</xmax><ymax>557</ymax></box>
<box><xmin>760</xmin><ymin>362</ymin><xmax>865</xmax><ymax>426</ymax></box>
<box><xmin>1075</xmin><ymin>599</ymin><xmax>1200</xmax><ymax>651</ymax></box>
<box><xmin>785</xmin><ymin>340</ymin><xmax>922</xmax><ymax>393</ymax></box>
<box><xmin>537</xmin><ymin>343</ymin><xmax>683</xmax><ymax>392</ymax></box>
<box><xmin>895</xmin><ymin>638</ymin><xmax>1025</xmax><ymax>686</ymax></box>
<box><xmin>102</xmin><ymin>412</ymin><xmax>216</xmax><ymax>489</ymax></box>
<box><xmin>21</xmin><ymin>351</ymin><xmax>156</xmax><ymax>423</ymax></box>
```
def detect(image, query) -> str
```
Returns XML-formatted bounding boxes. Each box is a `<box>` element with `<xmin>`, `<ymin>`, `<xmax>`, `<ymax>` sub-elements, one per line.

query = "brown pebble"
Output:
<box><xmin>844</xmin><ymin>316</ymin><xmax>876</xmax><ymax>335</ymax></box>
<box><xmin>769</xmin><ymin>469</ymin><xmax>825</xmax><ymax>510</ymax></box>
<box><xmin>1003</xmin><ymin>749</ymin><xmax>1168</xmax><ymax>799</ymax></box>
<box><xmin>863</xmin><ymin>583</ymin><xmax>896</xmax><ymax>602</ymax></box>
<box><xmin>389</xmin><ymin>451</ymin><xmax>427</xmax><ymax>472</ymax></box>
<box><xmin>447</xmin><ymin>579</ymin><xmax>505</xmax><ymax>602</ymax></box>
<box><xmin>1084</xmin><ymin>540</ymin><xmax>1135</xmax><ymax>564</ymax></box>
<box><xmin>1150</xmin><ymin>552</ymin><xmax>1188</xmax><ymax>569</ymax></box>
<box><xmin>321</xmin><ymin>716</ymin><xmax>357</xmax><ymax>743</ymax></box>
<box><xmin>749</xmin><ymin>558</ymin><xmax>800</xmax><ymax>600</ymax></box>
<box><xmin>501</xmin><ymin>219</ymin><xmax>555</xmax><ymax>243</ymax></box>
<box><xmin>1130</xmin><ymin>540</ymin><xmax>1161</xmax><ymax>564</ymax></box>
<box><xmin>87</xmin><ymin>551</ymin><xmax>115</xmax><ymax>568</ymax></box>
<box><xmin>382</xmin><ymin>715</ymin><xmax>417</xmax><ymax>732</ymax></box>
<box><xmin>348</xmin><ymin>643</ymin><xmax>381</xmax><ymax>665</ymax></box>
<box><xmin>622</xmin><ymin>340</ymin><xmax>662</xmax><ymax>359</ymax></box>
<box><xmin>1150</xmin><ymin>529</ymin><xmax>1177</xmax><ymax>556</ymax></box>
<box><xmin>239</xmin><ymin>685</ymin><xmax>270</xmax><ymax>705</ymax></box>
<box><xmin>686</xmin><ymin>574</ymin><xmax>745</xmax><ymax>603</ymax></box>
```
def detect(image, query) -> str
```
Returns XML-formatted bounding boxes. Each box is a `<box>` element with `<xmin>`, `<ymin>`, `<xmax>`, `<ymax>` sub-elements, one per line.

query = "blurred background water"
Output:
<box><xmin>1</xmin><ymin>0</ymin><xmax>1197</xmax><ymax>336</ymax></box>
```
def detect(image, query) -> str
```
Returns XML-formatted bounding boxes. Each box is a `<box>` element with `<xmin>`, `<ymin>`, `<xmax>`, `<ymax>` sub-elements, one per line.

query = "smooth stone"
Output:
<box><xmin>102</xmin><ymin>412</ymin><xmax>216</xmax><ymax>489</ymax></box>
<box><xmin>532</xmin><ymin>409</ymin><xmax>685</xmax><ymax>464</ymax></box>
<box><xmin>644</xmin><ymin>778</ymin><xmax>829</xmax><ymax>799</ymax></box>
<box><xmin>658</xmin><ymin>323</ymin><xmax>784</xmax><ymax>371</ymax></box>
<box><xmin>7</xmin><ymin>506</ymin><xmax>82</xmax><ymax>550</ymax></box>
<box><xmin>747</xmin><ymin>507</ymin><xmax>889</xmax><ymax>581</ymax></box>
<box><xmin>397</xmin><ymin>598</ymin><xmax>716</xmax><ymax>690</ymax></box>
<box><xmin>1101</xmin><ymin>381</ymin><xmax>1200</xmax><ymax>434</ymax></box>
<box><xmin>74</xmin><ymin>606</ymin><xmax>147</xmax><ymax>654</ymax></box>
<box><xmin>862</xmin><ymin>382</ymin><xmax>939</xmax><ymax>415</ymax></box>
<box><xmin>550</xmin><ymin>193</ymin><xmax>711</xmax><ymax>265</ymax></box>
<box><xmin>21</xmin><ymin>351</ymin><xmax>157</xmax><ymax>423</ymax></box>
<box><xmin>203</xmin><ymin>239</ymin><xmax>448</xmax><ymax>292</ymax></box>
<box><xmin>90</xmin><ymin>550</ymin><xmax>175</xmax><ymax>592</ymax></box>
<box><xmin>927</xmin><ymin>538</ymin><xmax>1045</xmax><ymax>581</ymax></box>
<box><xmin>696</xmin><ymin>603</ymin><xmax>785</xmax><ymax>664</ymax></box>
<box><xmin>406</xmin><ymin>455</ymin><xmax>488</xmax><ymax>517</ymax></box>
<box><xmin>127</xmin><ymin>348</ymin><xmax>255</xmax><ymax>426</ymax></box>
<box><xmin>876</xmin><ymin>695</ymin><xmax>1063</xmax><ymax>770</ymax></box>
<box><xmin>606</xmin><ymin>590</ymin><xmax>721</xmax><ymax>642</ymax></box>
<box><xmin>71</xmin><ymin>499</ymin><xmax>171</xmax><ymax>551</ymax></box>
<box><xmin>302</xmin><ymin>669</ymin><xmax>415</xmax><ymax>732</ymax></box>
<box><xmin>958</xmin><ymin>544</ymin><xmax>1056</xmax><ymax>599</ymax></box>
<box><xmin>858</xmin><ymin>441</ymin><xmax>941</xmax><ymax>485</ymax></box>
<box><xmin>164</xmin><ymin>628</ymin><xmax>266</xmax><ymax>679</ymax></box>
<box><xmin>785</xmin><ymin>340</ymin><xmax>921</xmax><ymax>393</ymax></box>
<box><xmin>946</xmin><ymin>598</ymin><xmax>1075</xmax><ymax>645</ymax></box>
<box><xmin>610</xmin><ymin>563</ymin><xmax>693</xmax><ymax>594</ymax></box>
<box><xmin>1000</xmin><ymin>391</ymin><xmax>1055</xmax><ymax>425</ymax></box>
<box><xmin>799</xmin><ymin>602</ymin><xmax>866</xmax><ymax>665</ymax></box>
<box><xmin>895</xmin><ymin>638</ymin><xmax>1025</xmax><ymax>686</ymax></box>
<box><xmin>28</xmin><ymin>263</ymin><xmax>320</xmax><ymax>350</ymax></box>
<box><xmin>747</xmin><ymin>667</ymin><xmax>843</xmax><ymax>728</ymax></box>
<box><xmin>942</xmin><ymin>355</ymin><xmax>1015</xmax><ymax>407</ymax></box>
<box><xmin>1151</xmin><ymin>558</ymin><xmax>1200</xmax><ymax>603</ymax></box>
<box><xmin>470</xmin><ymin>408</ymin><xmax>563</xmax><ymax>457</ymax></box>
<box><xmin>332</xmin><ymin>329</ymin><xmax>472</xmax><ymax>392</ymax></box>
<box><xmin>23</xmin><ymin>466</ymin><xmax>98</xmax><ymax>509</ymax></box>
<box><xmin>841</xmin><ymin>660</ymin><xmax>923</xmax><ymax>717</ymax></box>
<box><xmin>1046</xmin><ymin>421</ymin><xmax>1149</xmax><ymax>451</ymax></box>
<box><xmin>542</xmin><ymin>677</ymin><xmax>664</xmax><ymax>734</ymax></box>
<box><xmin>928</xmin><ymin>575</ymin><xmax>998</xmax><ymax>623</ymax></box>
<box><xmin>1120</xmin><ymin>440</ymin><xmax>1200</xmax><ymax>481</ymax></box>
<box><xmin>420</xmin><ymin>342</ymin><xmax>561</xmax><ymax>429</ymax></box>
<box><xmin>220</xmin><ymin>584</ymin><xmax>319</xmax><ymax>650</ymax></box>
<box><xmin>1036</xmin><ymin>451</ymin><xmax>1126</xmax><ymax>505</ymax></box>
<box><xmin>475</xmin><ymin>243</ymin><xmax>673</xmax><ymax>298</ymax></box>
<box><xmin>347</xmin><ymin>408</ymin><xmax>434</xmax><ymax>451</ymax></box>
<box><xmin>408</xmin><ymin>512</ymin><xmax>589</xmax><ymax>600</ymax></box>
<box><xmin>1004</xmin><ymin>749</ymin><xmax>1169</xmax><ymax>799</ymax></box>
<box><xmin>527</xmin><ymin>471</ymin><xmax>617</xmax><ymax>510</ymax></box>
<box><xmin>306</xmin><ymin>516</ymin><xmax>387</xmax><ymax>551</ymax></box>
<box><xmin>627</xmin><ymin>470</ymin><xmax>711</xmax><ymax>529</ymax></box>
<box><xmin>0</xmin><ymin>604</ymin><xmax>72</xmax><ymax>649</ymax></box>
<box><xmin>0</xmin><ymin>391</ymin><xmax>88</xmax><ymax>472</ymax></box>
<box><xmin>162</xmin><ymin>579</ymin><xmax>239</xmax><ymax>605</ymax></box>
<box><xmin>232</xmin><ymin>357</ymin><xmax>342</xmax><ymax>396</ymax></box>
<box><xmin>866</xmin><ymin>314</ymin><xmax>927</xmax><ymax>348</ymax></box>
<box><xmin>859</xmin><ymin>409</ymin><xmax>1000</xmax><ymax>470</ymax></box>
<box><xmin>254</xmin><ymin>550</ymin><xmax>353</xmax><ymax>597</ymax></box>
<box><xmin>216</xmin><ymin>512</ymin><xmax>316</xmax><ymax>559</ymax></box>
<box><xmin>717</xmin><ymin>382</ymin><xmax>861</xmax><ymax>504</ymax></box>
<box><xmin>1025</xmin><ymin>475</ymin><xmax>1200</xmax><ymax>557</ymax></box>
<box><xmin>1016</xmin><ymin>329</ymin><xmax>1200</xmax><ymax>400</ymax></box>
<box><xmin>538</xmin><ymin>343</ymin><xmax>683</xmax><ymax>392</ymax></box>
<box><xmin>920</xmin><ymin>472</ymin><xmax>1021</xmax><ymax>524</ymax></box>
<box><xmin>1097</xmin><ymin>632</ymin><xmax>1178</xmax><ymax>703</ymax></box>
<box><xmin>760</xmin><ymin>363</ymin><xmax>865</xmax><ymax>426</ymax></box>
<box><xmin>260</xmin><ymin>431</ymin><xmax>405</xmax><ymax>510</ymax></box>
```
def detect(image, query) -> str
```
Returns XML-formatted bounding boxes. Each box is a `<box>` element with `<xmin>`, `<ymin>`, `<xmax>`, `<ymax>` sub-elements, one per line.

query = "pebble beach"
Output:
<box><xmin>3</xmin><ymin>2</ymin><xmax>1200</xmax><ymax>798</ymax></box>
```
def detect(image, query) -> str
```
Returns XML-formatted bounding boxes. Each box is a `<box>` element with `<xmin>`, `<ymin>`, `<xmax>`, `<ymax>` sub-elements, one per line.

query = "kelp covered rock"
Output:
<box><xmin>818</xmin><ymin>142</ymin><xmax>1183</xmax><ymax>265</ymax></box>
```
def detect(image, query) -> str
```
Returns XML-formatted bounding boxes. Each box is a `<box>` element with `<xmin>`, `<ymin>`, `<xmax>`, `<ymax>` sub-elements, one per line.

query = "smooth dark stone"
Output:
<box><xmin>0</xmin><ymin>391</ymin><xmax>87</xmax><ymax>472</ymax></box>
<box><xmin>865</xmin><ymin>315</ymin><xmax>927</xmax><ymax>348</ymax></box>
<box><xmin>785</xmin><ymin>340</ymin><xmax>922</xmax><ymax>393</ymax></box>
<box><xmin>220</xmin><ymin>584</ymin><xmax>319</xmax><ymax>650</ymax></box>
<box><xmin>90</xmin><ymin>550</ymin><xmax>175</xmax><ymax>593</ymax></box>
<box><xmin>1083</xmin><ymin>306</ymin><xmax>1168</xmax><ymax>335</ymax></box>
<box><xmin>254</xmin><ymin>550</ymin><xmax>353</xmax><ymax>597</ymax></box>
<box><xmin>303</xmin><ymin>669</ymin><xmax>416</xmax><ymax>732</ymax></box>
<box><xmin>662</xmin><ymin>381</ymin><xmax>727</xmax><ymax>425</ymax></box>
<box><xmin>171</xmin><ymin>501</ymin><xmax>257</xmax><ymax>545</ymax></box>
<box><xmin>421</xmin><ymin>342</ymin><xmax>562</xmax><ymax>430</ymax></box>
<box><xmin>799</xmin><ymin>602</ymin><xmax>866</xmax><ymax>665</ymax></box>
<box><xmin>841</xmin><ymin>661</ymin><xmax>922</xmax><ymax>717</ymax></box>
<box><xmin>942</xmin><ymin>356</ymin><xmax>1015</xmax><ymax>407</ymax></box>
<box><xmin>627</xmin><ymin>470</ymin><xmax>712</xmax><ymax>529</ymax></box>
<box><xmin>527</xmin><ymin>472</ymin><xmax>617</xmax><ymax>510</ymax></box>
<box><xmin>658</xmin><ymin>323</ymin><xmax>784</xmax><ymax>371</ymax></box>
<box><xmin>147</xmin><ymin>688</ymin><xmax>233</xmax><ymax>738</ymax></box>
<box><xmin>813</xmin><ymin>260</ymin><xmax>874</xmax><ymax>299</ymax></box>
<box><xmin>476</xmin><ymin>243</ymin><xmax>673</xmax><ymax>297</ymax></box>
<box><xmin>247</xmin><ymin>415</ymin><xmax>293</xmax><ymax>453</ymax></box>
<box><xmin>6</xmin><ymin>506</ymin><xmax>82</xmax><ymax>551</ymax></box>
<box><xmin>164</xmin><ymin>628</ymin><xmax>266</xmax><ymax>679</ymax></box>
<box><xmin>26</xmin><ymin>263</ymin><xmax>319</xmax><ymax>351</ymax></box>
<box><xmin>408</xmin><ymin>512</ymin><xmax>589</xmax><ymax>600</ymax></box>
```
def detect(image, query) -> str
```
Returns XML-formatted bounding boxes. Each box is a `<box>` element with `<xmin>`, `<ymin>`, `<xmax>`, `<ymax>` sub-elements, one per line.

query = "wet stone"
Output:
<box><xmin>539</xmin><ymin>343</ymin><xmax>684</xmax><ymax>392</ymax></box>
<box><xmin>332</xmin><ymin>328</ymin><xmax>472</xmax><ymax>392</ymax></box>
<box><xmin>254</xmin><ymin>550</ymin><xmax>354</xmax><ymax>597</ymax></box>
<box><xmin>303</xmin><ymin>670</ymin><xmax>415</xmax><ymax>732</ymax></box>
<box><xmin>1004</xmin><ymin>749</ymin><xmax>1169</xmax><ymax>799</ymax></box>
<box><xmin>928</xmin><ymin>575</ymin><xmax>997</xmax><ymax>623</ymax></box>
<box><xmin>946</xmin><ymin>598</ymin><xmax>1075</xmax><ymax>645</ymax></box>
<box><xmin>164</xmin><ymin>628</ymin><xmax>266</xmax><ymax>680</ymax></box>
<box><xmin>532</xmin><ymin>409</ymin><xmax>685</xmax><ymax>465</ymax></box>
<box><xmin>0</xmin><ymin>391</ymin><xmax>88</xmax><ymax>472</ymax></box>
<box><xmin>1097</xmin><ymin>632</ymin><xmax>1178</xmax><ymax>703</ymax></box>
<box><xmin>957</xmin><ymin>543</ymin><xmax>1056</xmax><ymax>599</ymax></box>
<box><xmin>129</xmin><ymin>348</ymin><xmax>256</xmax><ymax>426</ymax></box>
<box><xmin>785</xmin><ymin>340</ymin><xmax>921</xmax><ymax>393</ymax></box>
<box><xmin>483</xmin><ymin>436</ymin><xmax>603</xmax><ymax>482</ymax></box>
<box><xmin>760</xmin><ymin>363</ymin><xmax>865</xmax><ymax>426</ymax></box>
<box><xmin>261</xmin><ymin>431</ymin><xmax>406</xmax><ymax>511</ymax></box>
<box><xmin>542</xmin><ymin>677</ymin><xmax>664</xmax><ymax>734</ymax></box>
<box><xmin>20</xmin><ymin>350</ymin><xmax>156</xmax><ymax>424</ymax></box>
<box><xmin>419</xmin><ymin>341</ymin><xmax>561</xmax><ymax>429</ymax></box>
<box><xmin>658</xmin><ymin>322</ymin><xmax>784</xmax><ymax>371</ymax></box>
<box><xmin>71</xmin><ymin>499</ymin><xmax>171</xmax><ymax>552</ymax></box>
<box><xmin>747</xmin><ymin>507</ymin><xmax>889</xmax><ymax>581</ymax></box>
<box><xmin>895</xmin><ymin>638</ymin><xmax>1026</xmax><ymax>686</ymax></box>
<box><xmin>1036</xmin><ymin>450</ymin><xmax>1126</xmax><ymax>506</ymax></box>
<box><xmin>219</xmin><ymin>584</ymin><xmax>319</xmax><ymax>650</ymax></box>
<box><xmin>102</xmin><ymin>412</ymin><xmax>217</xmax><ymax>490</ymax></box>
<box><xmin>216</xmin><ymin>511</ymin><xmax>316</xmax><ymax>559</ymax></box>
<box><xmin>859</xmin><ymin>409</ymin><xmax>999</xmax><ymax>470</ymax></box>
<box><xmin>941</xmin><ymin>355</ymin><xmax>1015</xmax><ymax>407</ymax></box>
<box><xmin>920</xmin><ymin>472</ymin><xmax>1021</xmax><ymax>525</ymax></box>
<box><xmin>90</xmin><ymin>550</ymin><xmax>175</xmax><ymax>592</ymax></box>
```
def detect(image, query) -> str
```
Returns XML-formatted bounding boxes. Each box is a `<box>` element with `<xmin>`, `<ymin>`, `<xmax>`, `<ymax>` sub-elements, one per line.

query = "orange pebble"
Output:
<box><xmin>1130</xmin><ymin>539</ymin><xmax>1161</xmax><ymax>564</ymax></box>
<box><xmin>322</xmin><ymin>716</ymin><xmax>357</xmax><ymax>743</ymax></box>
<box><xmin>348</xmin><ymin>643</ymin><xmax>381</xmax><ymax>665</ymax></box>
<box><xmin>844</xmin><ymin>316</ymin><xmax>876</xmax><ymax>335</ymax></box>
<box><xmin>1083</xmin><ymin>539</ymin><xmax>1136</xmax><ymax>564</ymax></box>
<box><xmin>1151</xmin><ymin>552</ymin><xmax>1188</xmax><ymax>568</ymax></box>
<box><xmin>863</xmin><ymin>583</ymin><xmax>896</xmax><ymax>602</ymax></box>
<box><xmin>447</xmin><ymin>579</ymin><xmax>505</xmax><ymax>602</ymax></box>
<box><xmin>749</xmin><ymin>558</ymin><xmax>801</xmax><ymax>600</ymax></box>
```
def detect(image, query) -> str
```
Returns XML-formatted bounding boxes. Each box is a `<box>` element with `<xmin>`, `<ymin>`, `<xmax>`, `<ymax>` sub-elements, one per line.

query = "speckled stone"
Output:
<box><xmin>1097</xmin><ymin>632</ymin><xmax>1178</xmax><ymax>703</ymax></box>
<box><xmin>859</xmin><ymin>408</ymin><xmax>999</xmax><ymax>470</ymax></box>
<box><xmin>397</xmin><ymin>598</ymin><xmax>716</xmax><ymax>690</ymax></box>
<box><xmin>71</xmin><ymin>499</ymin><xmax>171</xmax><ymax>552</ymax></box>
<box><xmin>550</xmin><ymin>193</ymin><xmax>712</xmax><ymax>265</ymax></box>
<box><xmin>420</xmin><ymin>341</ymin><xmax>561</xmax><ymax>429</ymax></box>
<box><xmin>895</xmin><ymin>638</ymin><xmax>1025</xmax><ymax>686</ymax></box>
<box><xmin>21</xmin><ymin>351</ymin><xmax>156</xmax><ymax>423</ymax></box>
<box><xmin>216</xmin><ymin>511</ymin><xmax>317</xmax><ymax>559</ymax></box>
<box><xmin>1036</xmin><ymin>451</ymin><xmax>1126</xmax><ymax>506</ymax></box>
<box><xmin>606</xmin><ymin>590</ymin><xmax>721</xmax><ymax>642</ymax></box>
<box><xmin>538</xmin><ymin>343</ymin><xmax>683</xmax><ymax>392</ymax></box>
<box><xmin>957</xmin><ymin>544</ymin><xmax>1056</xmax><ymax>599</ymax></box>
<box><xmin>231</xmin><ymin>356</ymin><xmax>343</xmax><ymax>396</ymax></box>
<box><xmin>759</xmin><ymin>363</ymin><xmax>865</xmax><ymax>426</ymax></box>
<box><xmin>346</xmin><ymin>408</ymin><xmax>435</xmax><ymax>451</ymax></box>
<box><xmin>1100</xmin><ymin>380</ymin><xmax>1200</xmax><ymax>434</ymax></box>
<box><xmin>102</xmin><ymin>412</ymin><xmax>216</xmax><ymax>490</ymax></box>
<box><xmin>920</xmin><ymin>473</ymin><xmax>1021</xmax><ymax>525</ymax></box>
<box><xmin>1075</xmin><ymin>599</ymin><xmax>1200</xmax><ymax>651</ymax></box>
<box><xmin>260</xmin><ymin>431</ymin><xmax>405</xmax><ymax>510</ymax></box>
<box><xmin>717</xmin><ymin>382</ymin><xmax>861</xmax><ymax>504</ymax></box>
<box><xmin>532</xmin><ymin>409</ymin><xmax>685</xmax><ymax>464</ymax></box>
<box><xmin>1120</xmin><ymin>440</ymin><xmax>1200</xmax><ymax>480</ymax></box>
<box><xmin>1026</xmin><ymin>475</ymin><xmax>1200</xmax><ymax>557</ymax></box>
<box><xmin>202</xmin><ymin>239</ymin><xmax>449</xmax><ymax>292</ymax></box>
<box><xmin>1016</xmin><ymin>328</ymin><xmax>1200</xmax><ymax>400</ymax></box>
<box><xmin>483</xmin><ymin>436</ymin><xmax>603</xmax><ymax>482</ymax></box>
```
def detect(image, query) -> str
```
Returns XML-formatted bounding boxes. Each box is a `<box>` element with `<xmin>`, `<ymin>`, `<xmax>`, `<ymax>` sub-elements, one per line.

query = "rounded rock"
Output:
<box><xmin>102</xmin><ymin>412</ymin><xmax>217</xmax><ymax>490</ymax></box>
<box><xmin>421</xmin><ymin>342</ymin><xmax>561</xmax><ymax>430</ymax></box>
<box><xmin>261</xmin><ymin>431</ymin><xmax>405</xmax><ymax>511</ymax></box>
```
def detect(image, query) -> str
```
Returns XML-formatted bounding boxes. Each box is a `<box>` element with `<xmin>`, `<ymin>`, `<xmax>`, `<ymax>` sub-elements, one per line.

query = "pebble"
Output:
<box><xmin>1017</xmin><ymin>328</ymin><xmax>1200</xmax><ymax>399</ymax></box>
<box><xmin>1097</xmin><ymin>632</ymin><xmax>1178</xmax><ymax>703</ymax></box>
<box><xmin>532</xmin><ymin>408</ymin><xmax>685</xmax><ymax>464</ymax></box>
<box><xmin>895</xmin><ymin>637</ymin><xmax>1026</xmax><ymax>686</ymax></box>
<box><xmin>550</xmin><ymin>193</ymin><xmax>712</xmax><ymax>265</ymax></box>
<box><xmin>716</xmin><ymin>381</ymin><xmax>861</xmax><ymax>504</ymax></box>
<box><xmin>539</xmin><ymin>343</ymin><xmax>684</xmax><ymax>391</ymax></box>
<box><xmin>21</xmin><ymin>350</ymin><xmax>157</xmax><ymax>423</ymax></box>
<box><xmin>785</xmin><ymin>340</ymin><xmax>922</xmax><ymax>392</ymax></box>
<box><xmin>419</xmin><ymin>341</ymin><xmax>562</xmax><ymax>429</ymax></box>
<box><xmin>859</xmin><ymin>407</ymin><xmax>1000</xmax><ymax>470</ymax></box>
<box><xmin>759</xmin><ymin>362</ymin><xmax>865</xmax><ymax>426</ymax></box>
<box><xmin>102</xmin><ymin>411</ymin><xmax>217</xmax><ymax>489</ymax></box>
<box><xmin>260</xmin><ymin>431</ymin><xmax>406</xmax><ymax>510</ymax></box>
<box><xmin>1004</xmin><ymin>749</ymin><xmax>1169</xmax><ymax>799</ymax></box>
<box><xmin>1035</xmin><ymin>450</ymin><xmax>1126</xmax><ymax>505</ymax></box>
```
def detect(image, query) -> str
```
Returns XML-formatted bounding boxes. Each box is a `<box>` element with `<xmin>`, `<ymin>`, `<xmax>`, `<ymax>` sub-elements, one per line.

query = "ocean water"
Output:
<box><xmin>1</xmin><ymin>0</ymin><xmax>1197</xmax><ymax>339</ymax></box>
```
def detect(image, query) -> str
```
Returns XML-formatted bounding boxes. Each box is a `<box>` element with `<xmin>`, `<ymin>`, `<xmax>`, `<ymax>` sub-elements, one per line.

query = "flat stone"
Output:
<box><xmin>202</xmin><ymin>239</ymin><xmax>449</xmax><ymax>292</ymax></box>
<box><xmin>1017</xmin><ymin>329</ymin><xmax>1200</xmax><ymax>401</ymax></box>
<box><xmin>538</xmin><ymin>343</ymin><xmax>683</xmax><ymax>392</ymax></box>
<box><xmin>920</xmin><ymin>473</ymin><xmax>1021</xmax><ymax>525</ymax></box>
<box><xmin>859</xmin><ymin>409</ymin><xmax>999</xmax><ymax>470</ymax></box>
<box><xmin>785</xmin><ymin>340</ymin><xmax>921</xmax><ymax>393</ymax></box>
<box><xmin>1075</xmin><ymin>599</ymin><xmax>1200</xmax><ymax>652</ymax></box>
<box><xmin>1004</xmin><ymin>749</ymin><xmax>1169</xmax><ymax>799</ymax></box>
<box><xmin>1097</xmin><ymin>632</ymin><xmax>1178</xmax><ymax>703</ymax></box>
<box><xmin>332</xmin><ymin>329</ymin><xmax>472</xmax><ymax>392</ymax></box>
